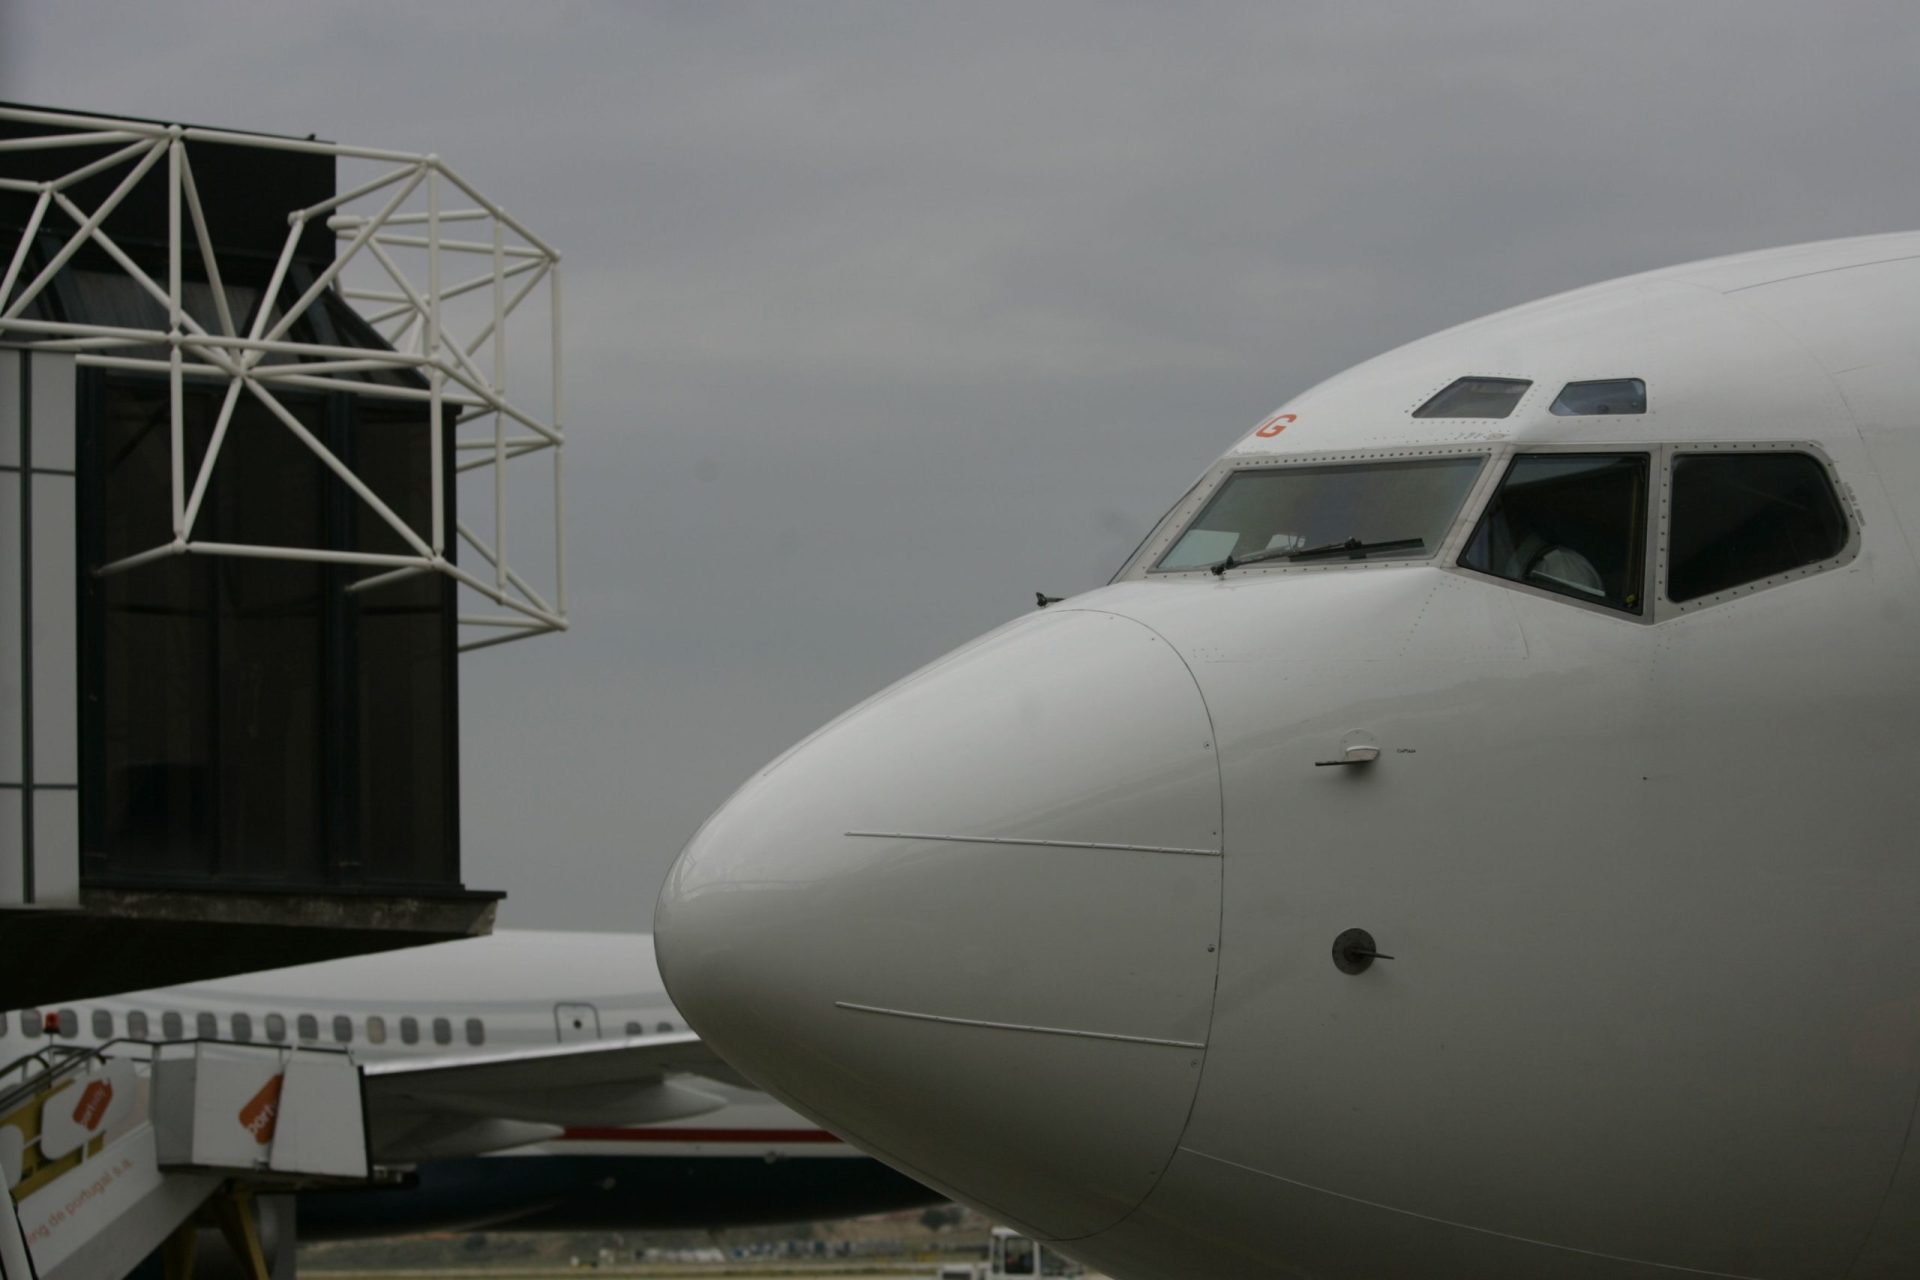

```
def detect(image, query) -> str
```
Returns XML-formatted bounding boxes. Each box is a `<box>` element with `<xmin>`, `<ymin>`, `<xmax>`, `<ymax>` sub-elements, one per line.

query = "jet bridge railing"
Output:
<box><xmin>0</xmin><ymin>1043</ymin><xmax>102</xmax><ymax>1114</ymax></box>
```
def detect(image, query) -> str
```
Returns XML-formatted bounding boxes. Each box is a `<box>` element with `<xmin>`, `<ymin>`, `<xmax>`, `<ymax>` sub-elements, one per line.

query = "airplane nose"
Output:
<box><xmin>656</xmin><ymin>608</ymin><xmax>1222</xmax><ymax>1240</ymax></box>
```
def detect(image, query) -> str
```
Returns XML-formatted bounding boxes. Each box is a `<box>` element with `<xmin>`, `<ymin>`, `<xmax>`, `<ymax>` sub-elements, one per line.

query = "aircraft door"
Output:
<box><xmin>553</xmin><ymin>1003</ymin><xmax>600</xmax><ymax>1042</ymax></box>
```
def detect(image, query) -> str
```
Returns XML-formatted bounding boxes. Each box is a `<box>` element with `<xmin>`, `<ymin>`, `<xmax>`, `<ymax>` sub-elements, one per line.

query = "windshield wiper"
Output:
<box><xmin>1209</xmin><ymin>536</ymin><xmax>1424</xmax><ymax>576</ymax></box>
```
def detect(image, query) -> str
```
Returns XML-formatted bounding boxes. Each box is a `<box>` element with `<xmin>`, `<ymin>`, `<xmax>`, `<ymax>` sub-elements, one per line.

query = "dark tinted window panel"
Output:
<box><xmin>350</xmin><ymin>400</ymin><xmax>436</xmax><ymax>557</ymax></box>
<box><xmin>465</xmin><ymin>1017</ymin><xmax>484</xmax><ymax>1046</ymax></box>
<box><xmin>92</xmin><ymin>1009</ymin><xmax>112</xmax><ymax>1039</ymax></box>
<box><xmin>61</xmin><ymin>273</ymin><xmax>268</xmax><ymax>366</ymax></box>
<box><xmin>196</xmin><ymin>1012</ymin><xmax>217</xmax><ymax>1040</ymax></box>
<box><xmin>400</xmin><ymin>1016</ymin><xmax>420</xmax><ymax>1045</ymax></box>
<box><xmin>1668</xmin><ymin>453</ymin><xmax>1847</xmax><ymax>602</ymax></box>
<box><xmin>127</xmin><ymin>1011</ymin><xmax>148</xmax><ymax>1039</ymax></box>
<box><xmin>85</xmin><ymin>376</ymin><xmax>455</xmax><ymax>890</ymax></box>
<box><xmin>352</xmin><ymin>401</ymin><xmax>455</xmax><ymax>884</ymax></box>
<box><xmin>98</xmin><ymin>386</ymin><xmax>216</xmax><ymax>877</ymax></box>
<box><xmin>1413</xmin><ymin>377</ymin><xmax>1531</xmax><ymax>419</ymax></box>
<box><xmin>333</xmin><ymin>1015</ymin><xmax>353</xmax><ymax>1044</ymax></box>
<box><xmin>161</xmin><ymin>1011</ymin><xmax>182</xmax><ymax>1039</ymax></box>
<box><xmin>355</xmin><ymin>568</ymin><xmax>454</xmax><ymax>883</ymax></box>
<box><xmin>432</xmin><ymin>1017</ymin><xmax>452</xmax><ymax>1046</ymax></box>
<box><xmin>1550</xmin><ymin>379</ymin><xmax>1645</xmax><ymax>416</ymax></box>
<box><xmin>206</xmin><ymin>395</ymin><xmax>328</xmax><ymax>883</ymax></box>
<box><xmin>297</xmin><ymin>1014</ymin><xmax>318</xmax><ymax>1041</ymax></box>
<box><xmin>265</xmin><ymin>1013</ymin><xmax>286</xmax><ymax>1042</ymax></box>
<box><xmin>232</xmin><ymin>1013</ymin><xmax>252</xmax><ymax>1042</ymax></box>
<box><xmin>1461</xmin><ymin>454</ymin><xmax>1649</xmax><ymax>613</ymax></box>
<box><xmin>321</xmin><ymin>293</ymin><xmax>431</xmax><ymax>392</ymax></box>
<box><xmin>92</xmin><ymin>381</ymin><xmax>326</xmax><ymax>883</ymax></box>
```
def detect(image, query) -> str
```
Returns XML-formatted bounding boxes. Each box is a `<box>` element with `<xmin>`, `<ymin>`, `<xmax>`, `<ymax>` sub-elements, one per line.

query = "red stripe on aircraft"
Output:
<box><xmin>559</xmin><ymin>1126</ymin><xmax>842</xmax><ymax>1144</ymax></box>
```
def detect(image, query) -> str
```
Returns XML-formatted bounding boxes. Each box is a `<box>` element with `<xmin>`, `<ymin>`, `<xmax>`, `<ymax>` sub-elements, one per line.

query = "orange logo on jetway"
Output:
<box><xmin>239</xmin><ymin>1075</ymin><xmax>284</xmax><ymax>1146</ymax></box>
<box><xmin>71</xmin><ymin>1080</ymin><xmax>112</xmax><ymax>1132</ymax></box>
<box><xmin>1253</xmin><ymin>413</ymin><xmax>1296</xmax><ymax>438</ymax></box>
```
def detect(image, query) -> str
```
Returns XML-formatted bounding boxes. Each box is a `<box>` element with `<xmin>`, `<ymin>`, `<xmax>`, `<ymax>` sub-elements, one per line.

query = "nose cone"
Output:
<box><xmin>656</xmin><ymin>609</ymin><xmax>1222</xmax><ymax>1240</ymax></box>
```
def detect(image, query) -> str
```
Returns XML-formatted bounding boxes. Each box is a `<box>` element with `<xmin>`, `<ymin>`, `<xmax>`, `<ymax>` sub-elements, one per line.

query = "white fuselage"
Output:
<box><xmin>6</xmin><ymin>930</ymin><xmax>686</xmax><ymax>1065</ymax></box>
<box><xmin>655</xmin><ymin>232</ymin><xmax>1920</xmax><ymax>1280</ymax></box>
<box><xmin>4</xmin><ymin>931</ymin><xmax>929</xmax><ymax>1237</ymax></box>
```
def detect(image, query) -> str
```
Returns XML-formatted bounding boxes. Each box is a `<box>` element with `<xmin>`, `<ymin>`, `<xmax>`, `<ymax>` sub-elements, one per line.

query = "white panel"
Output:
<box><xmin>0</xmin><ymin>789</ymin><xmax>21</xmax><ymax>906</ymax></box>
<box><xmin>29</xmin><ymin>351</ymin><xmax>75</xmax><ymax>473</ymax></box>
<box><xmin>0</xmin><ymin>350</ymin><xmax>18</xmax><ymax>468</ymax></box>
<box><xmin>0</xmin><ymin>475</ymin><xmax>19</xmax><ymax>785</ymax></box>
<box><xmin>156</xmin><ymin>1045</ymin><xmax>286</xmax><ymax>1170</ymax></box>
<box><xmin>30</xmin><ymin>474</ymin><xmax>75</xmax><ymax>785</ymax></box>
<box><xmin>32</xmin><ymin>789</ymin><xmax>78</xmax><ymax>907</ymax></box>
<box><xmin>271</xmin><ymin>1054</ymin><xmax>370</xmax><ymax>1178</ymax></box>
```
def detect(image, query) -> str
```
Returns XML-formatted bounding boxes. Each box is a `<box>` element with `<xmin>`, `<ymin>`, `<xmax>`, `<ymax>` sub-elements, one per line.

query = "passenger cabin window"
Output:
<box><xmin>127</xmin><ymin>1011</ymin><xmax>148</xmax><ymax>1040</ymax></box>
<box><xmin>56</xmin><ymin>1009</ymin><xmax>76</xmax><ymax>1037</ymax></box>
<box><xmin>1156</xmin><ymin>457</ymin><xmax>1484</xmax><ymax>572</ymax></box>
<box><xmin>1667</xmin><ymin>453</ymin><xmax>1847</xmax><ymax>602</ymax></box>
<box><xmin>465</xmin><ymin>1018</ymin><xmax>484</xmax><ymax>1046</ymax></box>
<box><xmin>625</xmin><ymin>1021</ymin><xmax>643</xmax><ymax>1036</ymax></box>
<box><xmin>1461</xmin><ymin>453</ymin><xmax>1649</xmax><ymax>613</ymax></box>
<box><xmin>297</xmin><ymin>1014</ymin><xmax>319</xmax><ymax>1042</ymax></box>
<box><xmin>367</xmin><ymin>1016</ymin><xmax>387</xmax><ymax>1045</ymax></box>
<box><xmin>265</xmin><ymin>1013</ymin><xmax>286</xmax><ymax>1043</ymax></box>
<box><xmin>161</xmin><ymin>1011</ymin><xmax>183</xmax><ymax>1040</ymax></box>
<box><xmin>196</xmin><ymin>1012</ymin><xmax>217</xmax><ymax>1040</ymax></box>
<box><xmin>432</xmin><ymin>1017</ymin><xmax>453</xmax><ymax>1046</ymax></box>
<box><xmin>232</xmin><ymin>1013</ymin><xmax>252</xmax><ymax>1042</ymax></box>
<box><xmin>400</xmin><ymin>1016</ymin><xmax>420</xmax><ymax>1045</ymax></box>
<box><xmin>92</xmin><ymin>1010</ymin><xmax>113</xmax><ymax>1040</ymax></box>
<box><xmin>1413</xmin><ymin>377</ymin><xmax>1531</xmax><ymax>419</ymax></box>
<box><xmin>657</xmin><ymin>1021</ymin><xmax>676</xmax><ymax>1034</ymax></box>
<box><xmin>22</xmin><ymin>1010</ymin><xmax>41</xmax><ymax>1039</ymax></box>
<box><xmin>333</xmin><ymin>1015</ymin><xmax>353</xmax><ymax>1044</ymax></box>
<box><xmin>1550</xmin><ymin>379</ymin><xmax>1645</xmax><ymax>416</ymax></box>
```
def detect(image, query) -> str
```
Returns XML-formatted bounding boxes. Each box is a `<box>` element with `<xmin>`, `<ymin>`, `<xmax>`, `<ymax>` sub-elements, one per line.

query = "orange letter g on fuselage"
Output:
<box><xmin>1253</xmin><ymin>413</ymin><xmax>1296</xmax><ymax>438</ymax></box>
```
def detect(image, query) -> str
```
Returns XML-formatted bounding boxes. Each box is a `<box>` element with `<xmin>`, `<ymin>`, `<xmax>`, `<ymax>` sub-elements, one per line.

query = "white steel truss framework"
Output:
<box><xmin>0</xmin><ymin>106</ymin><xmax>567</xmax><ymax>651</ymax></box>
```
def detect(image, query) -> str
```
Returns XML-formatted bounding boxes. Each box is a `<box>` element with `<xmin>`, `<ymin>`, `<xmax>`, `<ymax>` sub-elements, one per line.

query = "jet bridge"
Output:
<box><xmin>0</xmin><ymin>1038</ymin><xmax>372</xmax><ymax>1279</ymax></box>
<box><xmin>1</xmin><ymin>101</ymin><xmax>575</xmax><ymax>1007</ymax></box>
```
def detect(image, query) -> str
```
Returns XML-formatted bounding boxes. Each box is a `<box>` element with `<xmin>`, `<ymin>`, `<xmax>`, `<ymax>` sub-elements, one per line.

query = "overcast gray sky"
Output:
<box><xmin>4</xmin><ymin>2</ymin><xmax>1918</xmax><ymax>929</ymax></box>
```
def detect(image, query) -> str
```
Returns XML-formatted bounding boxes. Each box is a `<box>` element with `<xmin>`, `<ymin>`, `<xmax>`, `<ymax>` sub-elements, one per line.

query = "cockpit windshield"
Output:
<box><xmin>1154</xmin><ymin>456</ymin><xmax>1485</xmax><ymax>572</ymax></box>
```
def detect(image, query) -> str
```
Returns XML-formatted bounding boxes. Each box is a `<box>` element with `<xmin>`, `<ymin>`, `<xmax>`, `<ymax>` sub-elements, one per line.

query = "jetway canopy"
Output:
<box><xmin>0</xmin><ymin>104</ymin><xmax>573</xmax><ymax>1005</ymax></box>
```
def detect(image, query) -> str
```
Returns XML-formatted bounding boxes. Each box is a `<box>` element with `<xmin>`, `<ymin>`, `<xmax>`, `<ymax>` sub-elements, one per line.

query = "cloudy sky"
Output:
<box><xmin>4</xmin><ymin>3</ymin><xmax>1918</xmax><ymax>929</ymax></box>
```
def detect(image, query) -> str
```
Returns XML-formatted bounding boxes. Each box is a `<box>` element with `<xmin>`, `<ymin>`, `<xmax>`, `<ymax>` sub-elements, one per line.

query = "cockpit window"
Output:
<box><xmin>1460</xmin><ymin>453</ymin><xmax>1648</xmax><ymax>613</ymax></box>
<box><xmin>1667</xmin><ymin>452</ymin><xmax>1846</xmax><ymax>602</ymax></box>
<box><xmin>1155</xmin><ymin>458</ymin><xmax>1484</xmax><ymax>572</ymax></box>
<box><xmin>1550</xmin><ymin>378</ymin><xmax>1645</xmax><ymax>416</ymax></box>
<box><xmin>1413</xmin><ymin>377</ymin><xmax>1531</xmax><ymax>419</ymax></box>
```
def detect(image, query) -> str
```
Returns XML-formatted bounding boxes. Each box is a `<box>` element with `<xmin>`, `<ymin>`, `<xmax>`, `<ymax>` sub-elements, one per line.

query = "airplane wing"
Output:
<box><xmin>359</xmin><ymin>1031</ymin><xmax>753</xmax><ymax>1162</ymax></box>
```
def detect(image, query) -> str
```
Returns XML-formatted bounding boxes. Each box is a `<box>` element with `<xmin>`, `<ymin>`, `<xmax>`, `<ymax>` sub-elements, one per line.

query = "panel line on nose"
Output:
<box><xmin>834</xmin><ymin>1001</ymin><xmax>1208</xmax><ymax>1050</ymax></box>
<box><xmin>843</xmin><ymin>830</ymin><xmax>1222</xmax><ymax>857</ymax></box>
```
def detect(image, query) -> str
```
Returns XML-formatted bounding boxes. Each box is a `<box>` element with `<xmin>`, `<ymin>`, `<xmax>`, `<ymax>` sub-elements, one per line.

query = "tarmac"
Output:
<box><xmin>307</xmin><ymin>1268</ymin><xmax>1109</xmax><ymax>1279</ymax></box>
